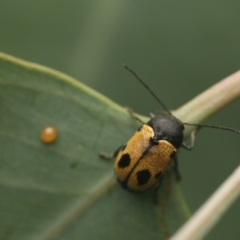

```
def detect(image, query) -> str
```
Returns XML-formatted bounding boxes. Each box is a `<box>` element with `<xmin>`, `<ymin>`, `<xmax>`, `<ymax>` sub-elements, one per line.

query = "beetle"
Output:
<box><xmin>99</xmin><ymin>65</ymin><xmax>240</xmax><ymax>194</ymax></box>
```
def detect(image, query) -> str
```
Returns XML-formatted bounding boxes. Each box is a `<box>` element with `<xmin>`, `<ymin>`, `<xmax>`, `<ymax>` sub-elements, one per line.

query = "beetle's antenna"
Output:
<box><xmin>123</xmin><ymin>65</ymin><xmax>240</xmax><ymax>135</ymax></box>
<box><xmin>183</xmin><ymin>122</ymin><xmax>240</xmax><ymax>134</ymax></box>
<box><xmin>123</xmin><ymin>64</ymin><xmax>172</xmax><ymax>115</ymax></box>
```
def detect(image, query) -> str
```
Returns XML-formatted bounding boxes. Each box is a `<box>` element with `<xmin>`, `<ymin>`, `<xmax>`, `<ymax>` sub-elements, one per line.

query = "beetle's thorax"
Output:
<box><xmin>147</xmin><ymin>114</ymin><xmax>184</xmax><ymax>149</ymax></box>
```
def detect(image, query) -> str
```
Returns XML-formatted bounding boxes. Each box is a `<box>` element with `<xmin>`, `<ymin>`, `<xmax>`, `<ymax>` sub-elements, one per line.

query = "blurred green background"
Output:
<box><xmin>0</xmin><ymin>1</ymin><xmax>239</xmax><ymax>239</ymax></box>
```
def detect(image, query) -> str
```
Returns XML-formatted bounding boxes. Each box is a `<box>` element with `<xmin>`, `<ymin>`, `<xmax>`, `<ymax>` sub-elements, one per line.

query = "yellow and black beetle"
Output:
<box><xmin>111</xmin><ymin>113</ymin><xmax>183</xmax><ymax>192</ymax></box>
<box><xmin>100</xmin><ymin>65</ymin><xmax>240</xmax><ymax>194</ymax></box>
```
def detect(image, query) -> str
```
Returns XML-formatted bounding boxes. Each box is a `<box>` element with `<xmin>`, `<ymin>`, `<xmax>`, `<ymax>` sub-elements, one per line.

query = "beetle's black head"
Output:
<box><xmin>147</xmin><ymin>114</ymin><xmax>184</xmax><ymax>149</ymax></box>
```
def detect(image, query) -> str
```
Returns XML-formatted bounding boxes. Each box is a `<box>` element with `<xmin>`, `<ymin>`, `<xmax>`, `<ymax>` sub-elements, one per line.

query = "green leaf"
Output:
<box><xmin>0</xmin><ymin>53</ymin><xmax>191</xmax><ymax>240</ymax></box>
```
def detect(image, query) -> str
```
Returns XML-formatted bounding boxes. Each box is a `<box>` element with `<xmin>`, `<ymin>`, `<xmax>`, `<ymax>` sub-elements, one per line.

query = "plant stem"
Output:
<box><xmin>174</xmin><ymin>70</ymin><xmax>240</xmax><ymax>135</ymax></box>
<box><xmin>170</xmin><ymin>165</ymin><xmax>240</xmax><ymax>240</ymax></box>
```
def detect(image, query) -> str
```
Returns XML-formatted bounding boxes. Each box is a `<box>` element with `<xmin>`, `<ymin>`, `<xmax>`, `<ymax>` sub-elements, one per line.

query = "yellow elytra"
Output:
<box><xmin>115</xmin><ymin>123</ymin><xmax>177</xmax><ymax>192</ymax></box>
<box><xmin>100</xmin><ymin>113</ymin><xmax>184</xmax><ymax>193</ymax></box>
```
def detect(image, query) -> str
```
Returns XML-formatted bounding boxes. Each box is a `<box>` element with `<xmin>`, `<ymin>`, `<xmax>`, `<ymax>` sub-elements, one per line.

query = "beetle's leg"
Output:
<box><xmin>98</xmin><ymin>152</ymin><xmax>114</xmax><ymax>160</ymax></box>
<box><xmin>153</xmin><ymin>157</ymin><xmax>181</xmax><ymax>204</ymax></box>
<box><xmin>126</xmin><ymin>107</ymin><xmax>144</xmax><ymax>124</ymax></box>
<box><xmin>149</xmin><ymin>112</ymin><xmax>155</xmax><ymax>118</ymax></box>
<box><xmin>181</xmin><ymin>128</ymin><xmax>198</xmax><ymax>150</ymax></box>
<box><xmin>99</xmin><ymin>145</ymin><xmax>124</xmax><ymax>160</ymax></box>
<box><xmin>173</xmin><ymin>155</ymin><xmax>181</xmax><ymax>181</ymax></box>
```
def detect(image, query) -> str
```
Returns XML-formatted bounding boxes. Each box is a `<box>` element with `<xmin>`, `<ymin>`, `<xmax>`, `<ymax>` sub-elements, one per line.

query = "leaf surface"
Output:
<box><xmin>0</xmin><ymin>53</ymin><xmax>189</xmax><ymax>240</ymax></box>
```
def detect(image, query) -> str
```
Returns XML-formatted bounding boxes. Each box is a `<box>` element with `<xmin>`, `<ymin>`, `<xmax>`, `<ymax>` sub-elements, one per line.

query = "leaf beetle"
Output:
<box><xmin>99</xmin><ymin>65</ymin><xmax>240</xmax><ymax>195</ymax></box>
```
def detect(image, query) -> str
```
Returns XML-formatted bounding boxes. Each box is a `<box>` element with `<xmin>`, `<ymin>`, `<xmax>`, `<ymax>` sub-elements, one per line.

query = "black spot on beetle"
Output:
<box><xmin>118</xmin><ymin>153</ymin><xmax>131</xmax><ymax>168</ymax></box>
<box><xmin>170</xmin><ymin>150</ymin><xmax>176</xmax><ymax>158</ymax></box>
<box><xmin>137</xmin><ymin>169</ymin><xmax>151</xmax><ymax>185</ymax></box>
<box><xmin>155</xmin><ymin>171</ymin><xmax>162</xmax><ymax>179</ymax></box>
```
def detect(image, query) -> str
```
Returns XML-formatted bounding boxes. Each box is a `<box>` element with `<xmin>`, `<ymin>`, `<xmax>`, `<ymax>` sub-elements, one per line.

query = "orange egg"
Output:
<box><xmin>41</xmin><ymin>126</ymin><xmax>58</xmax><ymax>143</ymax></box>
